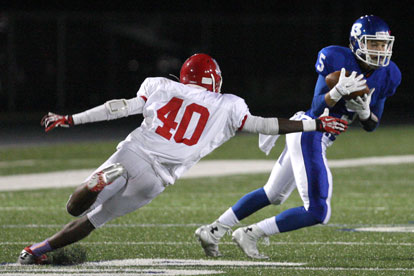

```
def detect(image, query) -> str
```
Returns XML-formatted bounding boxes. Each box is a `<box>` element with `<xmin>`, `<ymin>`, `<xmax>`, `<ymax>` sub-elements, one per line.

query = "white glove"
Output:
<box><xmin>345</xmin><ymin>88</ymin><xmax>375</xmax><ymax>120</ymax></box>
<box><xmin>329</xmin><ymin>68</ymin><xmax>367</xmax><ymax>102</ymax></box>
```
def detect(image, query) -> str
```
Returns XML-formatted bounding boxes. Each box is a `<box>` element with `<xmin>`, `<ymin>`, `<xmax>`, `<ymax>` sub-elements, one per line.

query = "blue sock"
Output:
<box><xmin>29</xmin><ymin>240</ymin><xmax>53</xmax><ymax>256</ymax></box>
<box><xmin>275</xmin><ymin>206</ymin><xmax>320</xmax><ymax>233</ymax></box>
<box><xmin>232</xmin><ymin>188</ymin><xmax>270</xmax><ymax>221</ymax></box>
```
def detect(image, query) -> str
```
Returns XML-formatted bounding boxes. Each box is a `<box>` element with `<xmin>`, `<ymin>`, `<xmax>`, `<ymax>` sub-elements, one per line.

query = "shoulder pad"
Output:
<box><xmin>315</xmin><ymin>46</ymin><xmax>352</xmax><ymax>76</ymax></box>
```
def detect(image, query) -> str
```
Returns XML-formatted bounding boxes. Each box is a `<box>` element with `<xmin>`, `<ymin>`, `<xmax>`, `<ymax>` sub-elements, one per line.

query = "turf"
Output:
<box><xmin>1</xmin><ymin>125</ymin><xmax>414</xmax><ymax>176</ymax></box>
<box><xmin>0</xmin><ymin>125</ymin><xmax>414</xmax><ymax>275</ymax></box>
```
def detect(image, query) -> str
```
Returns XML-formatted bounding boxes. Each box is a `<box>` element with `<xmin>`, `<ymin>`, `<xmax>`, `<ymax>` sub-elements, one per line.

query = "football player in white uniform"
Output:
<box><xmin>18</xmin><ymin>53</ymin><xmax>349</xmax><ymax>264</ymax></box>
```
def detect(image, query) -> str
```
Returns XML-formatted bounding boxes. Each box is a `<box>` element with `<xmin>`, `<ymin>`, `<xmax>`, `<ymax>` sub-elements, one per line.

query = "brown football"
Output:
<box><xmin>325</xmin><ymin>70</ymin><xmax>369</xmax><ymax>100</ymax></box>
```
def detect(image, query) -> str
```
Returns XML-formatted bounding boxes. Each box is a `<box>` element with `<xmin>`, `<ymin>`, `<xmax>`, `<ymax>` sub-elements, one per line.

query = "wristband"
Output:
<box><xmin>360</xmin><ymin>112</ymin><xmax>378</xmax><ymax>132</ymax></box>
<box><xmin>328</xmin><ymin>86</ymin><xmax>343</xmax><ymax>102</ymax></box>
<box><xmin>67</xmin><ymin>115</ymin><xmax>74</xmax><ymax>126</ymax></box>
<box><xmin>302</xmin><ymin>120</ymin><xmax>316</xmax><ymax>132</ymax></box>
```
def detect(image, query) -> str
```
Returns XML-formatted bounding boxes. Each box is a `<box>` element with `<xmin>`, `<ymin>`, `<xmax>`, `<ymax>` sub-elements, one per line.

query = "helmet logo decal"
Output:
<box><xmin>201</xmin><ymin>77</ymin><xmax>213</xmax><ymax>85</ymax></box>
<box><xmin>351</xmin><ymin>23</ymin><xmax>363</xmax><ymax>37</ymax></box>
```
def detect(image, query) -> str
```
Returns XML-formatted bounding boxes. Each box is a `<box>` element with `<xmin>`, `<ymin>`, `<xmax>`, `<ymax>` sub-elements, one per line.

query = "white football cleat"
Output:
<box><xmin>87</xmin><ymin>163</ymin><xmax>126</xmax><ymax>192</ymax></box>
<box><xmin>195</xmin><ymin>221</ymin><xmax>231</xmax><ymax>257</ymax></box>
<box><xmin>232</xmin><ymin>225</ymin><xmax>269</xmax><ymax>259</ymax></box>
<box><xmin>17</xmin><ymin>246</ymin><xmax>49</xmax><ymax>265</ymax></box>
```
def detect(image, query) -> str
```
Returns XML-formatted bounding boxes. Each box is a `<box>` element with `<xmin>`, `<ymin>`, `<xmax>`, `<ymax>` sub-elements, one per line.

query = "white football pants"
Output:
<box><xmin>83</xmin><ymin>147</ymin><xmax>165</xmax><ymax>228</ymax></box>
<box><xmin>263</xmin><ymin>112</ymin><xmax>334</xmax><ymax>224</ymax></box>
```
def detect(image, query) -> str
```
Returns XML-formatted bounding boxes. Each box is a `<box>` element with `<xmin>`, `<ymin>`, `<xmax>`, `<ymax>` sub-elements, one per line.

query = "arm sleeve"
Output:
<box><xmin>242</xmin><ymin>115</ymin><xmax>279</xmax><ymax>134</ymax></box>
<box><xmin>370</xmin><ymin>96</ymin><xmax>386</xmax><ymax>123</ymax></box>
<box><xmin>72</xmin><ymin>97</ymin><xmax>145</xmax><ymax>125</ymax></box>
<box><xmin>359</xmin><ymin>96</ymin><xmax>385</xmax><ymax>132</ymax></box>
<box><xmin>310</xmin><ymin>75</ymin><xmax>330</xmax><ymax>116</ymax></box>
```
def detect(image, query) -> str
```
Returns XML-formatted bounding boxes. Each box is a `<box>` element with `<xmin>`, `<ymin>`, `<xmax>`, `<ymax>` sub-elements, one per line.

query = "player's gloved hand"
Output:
<box><xmin>345</xmin><ymin>88</ymin><xmax>375</xmax><ymax>120</ymax></box>
<box><xmin>40</xmin><ymin>112</ymin><xmax>74</xmax><ymax>132</ymax></box>
<box><xmin>329</xmin><ymin>68</ymin><xmax>367</xmax><ymax>102</ymax></box>
<box><xmin>315</xmin><ymin>108</ymin><xmax>348</xmax><ymax>135</ymax></box>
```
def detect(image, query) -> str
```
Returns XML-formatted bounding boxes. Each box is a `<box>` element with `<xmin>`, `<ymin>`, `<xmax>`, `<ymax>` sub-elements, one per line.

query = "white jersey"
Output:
<box><xmin>118</xmin><ymin>77</ymin><xmax>250</xmax><ymax>185</ymax></box>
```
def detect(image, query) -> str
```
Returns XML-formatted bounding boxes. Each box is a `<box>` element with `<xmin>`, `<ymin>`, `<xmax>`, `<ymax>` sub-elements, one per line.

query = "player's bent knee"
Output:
<box><xmin>66</xmin><ymin>201</ymin><xmax>84</xmax><ymax>217</ymax></box>
<box><xmin>268</xmin><ymin>195</ymin><xmax>289</xmax><ymax>205</ymax></box>
<box><xmin>264</xmin><ymin>184</ymin><xmax>293</xmax><ymax>206</ymax></box>
<box><xmin>308</xmin><ymin>204</ymin><xmax>330</xmax><ymax>224</ymax></box>
<box><xmin>266</xmin><ymin>191</ymin><xmax>289</xmax><ymax>205</ymax></box>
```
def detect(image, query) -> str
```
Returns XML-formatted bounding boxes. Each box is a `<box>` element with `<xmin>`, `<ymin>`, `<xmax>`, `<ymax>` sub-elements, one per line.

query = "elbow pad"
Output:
<box><xmin>105</xmin><ymin>99</ymin><xmax>129</xmax><ymax>117</ymax></box>
<box><xmin>360</xmin><ymin>112</ymin><xmax>379</xmax><ymax>132</ymax></box>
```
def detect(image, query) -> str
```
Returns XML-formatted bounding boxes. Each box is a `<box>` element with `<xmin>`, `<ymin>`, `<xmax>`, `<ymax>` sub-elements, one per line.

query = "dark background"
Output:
<box><xmin>0</xmin><ymin>1</ymin><xmax>413</xmax><ymax>145</ymax></box>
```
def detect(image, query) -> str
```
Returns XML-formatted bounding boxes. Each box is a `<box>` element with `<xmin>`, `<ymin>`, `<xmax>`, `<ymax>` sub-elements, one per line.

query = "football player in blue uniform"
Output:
<box><xmin>195</xmin><ymin>15</ymin><xmax>401</xmax><ymax>259</ymax></box>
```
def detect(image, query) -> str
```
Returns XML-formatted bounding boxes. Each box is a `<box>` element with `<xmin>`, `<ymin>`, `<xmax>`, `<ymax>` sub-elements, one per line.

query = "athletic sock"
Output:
<box><xmin>29</xmin><ymin>240</ymin><xmax>53</xmax><ymax>257</ymax></box>
<box><xmin>232</xmin><ymin>188</ymin><xmax>271</xmax><ymax>221</ymax></box>
<box><xmin>218</xmin><ymin>207</ymin><xmax>240</xmax><ymax>227</ymax></box>
<box><xmin>256</xmin><ymin>217</ymin><xmax>280</xmax><ymax>236</ymax></box>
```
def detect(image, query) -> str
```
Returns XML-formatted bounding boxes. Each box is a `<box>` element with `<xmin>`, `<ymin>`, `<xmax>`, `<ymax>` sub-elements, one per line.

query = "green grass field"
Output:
<box><xmin>1</xmin><ymin>125</ymin><xmax>414</xmax><ymax>275</ymax></box>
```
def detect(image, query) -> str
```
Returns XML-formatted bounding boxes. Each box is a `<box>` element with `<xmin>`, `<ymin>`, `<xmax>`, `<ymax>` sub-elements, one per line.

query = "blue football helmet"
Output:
<box><xmin>349</xmin><ymin>15</ymin><xmax>394</xmax><ymax>68</ymax></box>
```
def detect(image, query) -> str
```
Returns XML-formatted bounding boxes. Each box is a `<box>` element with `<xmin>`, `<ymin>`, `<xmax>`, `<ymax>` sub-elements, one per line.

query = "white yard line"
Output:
<box><xmin>2</xmin><ymin>266</ymin><xmax>414</xmax><ymax>275</ymax></box>
<box><xmin>275</xmin><ymin>267</ymin><xmax>414</xmax><ymax>272</ymax></box>
<box><xmin>1</xmin><ymin>155</ymin><xmax>414</xmax><ymax>191</ymax></box>
<box><xmin>0</xmin><ymin>268</ymin><xmax>225</xmax><ymax>276</ymax></box>
<box><xmin>2</xmin><ymin>258</ymin><xmax>414</xmax><ymax>274</ymax></box>
<box><xmin>2</xmin><ymin>240</ymin><xmax>414</xmax><ymax>246</ymax></box>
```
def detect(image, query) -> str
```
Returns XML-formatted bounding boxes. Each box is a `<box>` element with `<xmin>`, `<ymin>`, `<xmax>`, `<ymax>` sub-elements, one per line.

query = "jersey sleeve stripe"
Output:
<box><xmin>238</xmin><ymin>114</ymin><xmax>248</xmax><ymax>131</ymax></box>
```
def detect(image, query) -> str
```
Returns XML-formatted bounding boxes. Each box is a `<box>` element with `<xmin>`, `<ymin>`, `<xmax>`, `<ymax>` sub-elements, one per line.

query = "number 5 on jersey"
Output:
<box><xmin>156</xmin><ymin>97</ymin><xmax>210</xmax><ymax>146</ymax></box>
<box><xmin>317</xmin><ymin>53</ymin><xmax>326</xmax><ymax>72</ymax></box>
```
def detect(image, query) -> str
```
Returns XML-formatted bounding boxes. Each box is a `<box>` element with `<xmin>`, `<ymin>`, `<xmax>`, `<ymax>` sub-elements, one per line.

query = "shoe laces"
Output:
<box><xmin>213</xmin><ymin>221</ymin><xmax>232</xmax><ymax>238</ymax></box>
<box><xmin>224</xmin><ymin>226</ymin><xmax>233</xmax><ymax>236</ymax></box>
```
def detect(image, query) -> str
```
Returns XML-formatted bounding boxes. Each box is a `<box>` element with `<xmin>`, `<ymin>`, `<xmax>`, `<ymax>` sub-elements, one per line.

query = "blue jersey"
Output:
<box><xmin>307</xmin><ymin>46</ymin><xmax>401</xmax><ymax>129</ymax></box>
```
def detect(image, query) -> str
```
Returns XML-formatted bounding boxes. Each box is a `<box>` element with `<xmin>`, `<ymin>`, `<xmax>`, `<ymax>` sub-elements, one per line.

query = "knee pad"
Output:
<box><xmin>264</xmin><ymin>187</ymin><xmax>290</xmax><ymax>205</ymax></box>
<box><xmin>267</xmin><ymin>193</ymin><xmax>289</xmax><ymax>205</ymax></box>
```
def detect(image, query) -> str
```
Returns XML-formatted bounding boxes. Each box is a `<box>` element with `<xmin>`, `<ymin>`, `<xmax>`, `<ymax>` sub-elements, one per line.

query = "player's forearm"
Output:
<box><xmin>72</xmin><ymin>98</ymin><xmax>144</xmax><ymax>125</ymax></box>
<box><xmin>278</xmin><ymin>118</ymin><xmax>316</xmax><ymax>134</ymax></box>
<box><xmin>72</xmin><ymin>104</ymin><xmax>110</xmax><ymax>125</ymax></box>
<box><xmin>242</xmin><ymin>115</ymin><xmax>316</xmax><ymax>135</ymax></box>
<box><xmin>324</xmin><ymin>82</ymin><xmax>349</xmax><ymax>107</ymax></box>
<box><xmin>324</xmin><ymin>92</ymin><xmax>338</xmax><ymax>107</ymax></box>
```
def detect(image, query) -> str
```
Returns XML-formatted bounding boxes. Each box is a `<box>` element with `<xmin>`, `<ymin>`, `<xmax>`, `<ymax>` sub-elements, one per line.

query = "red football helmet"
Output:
<box><xmin>180</xmin><ymin>53</ymin><xmax>222</xmax><ymax>93</ymax></box>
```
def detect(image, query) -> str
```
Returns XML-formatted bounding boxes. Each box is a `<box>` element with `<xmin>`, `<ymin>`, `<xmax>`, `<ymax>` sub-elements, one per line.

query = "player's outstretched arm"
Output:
<box><xmin>277</xmin><ymin>116</ymin><xmax>347</xmax><ymax>135</ymax></box>
<box><xmin>242</xmin><ymin>110</ymin><xmax>347</xmax><ymax>135</ymax></box>
<box><xmin>41</xmin><ymin>97</ymin><xmax>146</xmax><ymax>133</ymax></box>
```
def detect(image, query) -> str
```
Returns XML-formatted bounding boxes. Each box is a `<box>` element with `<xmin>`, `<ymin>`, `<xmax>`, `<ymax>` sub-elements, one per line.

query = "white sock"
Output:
<box><xmin>217</xmin><ymin>207</ymin><xmax>240</xmax><ymax>227</ymax></box>
<box><xmin>256</xmin><ymin>217</ymin><xmax>280</xmax><ymax>236</ymax></box>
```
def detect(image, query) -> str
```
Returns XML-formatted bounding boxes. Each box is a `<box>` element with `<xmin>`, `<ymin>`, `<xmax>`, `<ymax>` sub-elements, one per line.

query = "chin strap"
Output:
<box><xmin>168</xmin><ymin>74</ymin><xmax>180</xmax><ymax>81</ymax></box>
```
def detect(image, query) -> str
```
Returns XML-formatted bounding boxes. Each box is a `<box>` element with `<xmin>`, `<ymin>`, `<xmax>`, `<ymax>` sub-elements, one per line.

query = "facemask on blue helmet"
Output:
<box><xmin>349</xmin><ymin>15</ymin><xmax>394</xmax><ymax>68</ymax></box>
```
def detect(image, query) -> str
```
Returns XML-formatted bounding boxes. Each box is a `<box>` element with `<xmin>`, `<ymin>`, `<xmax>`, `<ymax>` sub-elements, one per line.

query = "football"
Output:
<box><xmin>325</xmin><ymin>70</ymin><xmax>370</xmax><ymax>100</ymax></box>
